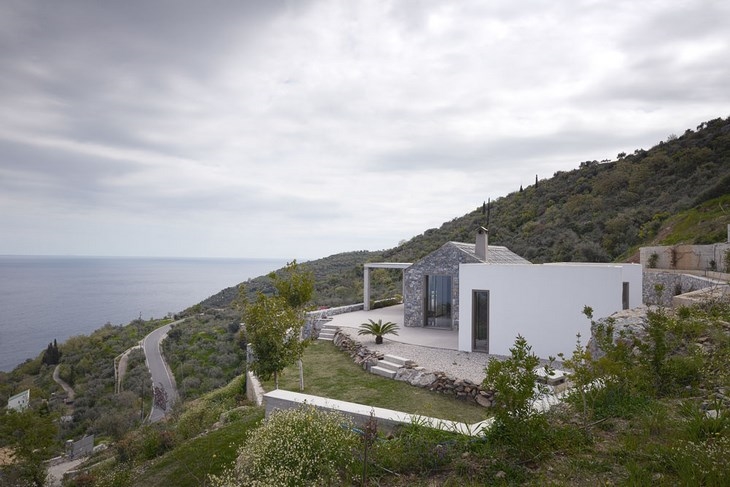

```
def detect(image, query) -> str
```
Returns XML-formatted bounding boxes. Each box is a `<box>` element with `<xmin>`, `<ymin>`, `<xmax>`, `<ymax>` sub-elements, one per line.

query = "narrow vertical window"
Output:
<box><xmin>473</xmin><ymin>290</ymin><xmax>489</xmax><ymax>352</ymax></box>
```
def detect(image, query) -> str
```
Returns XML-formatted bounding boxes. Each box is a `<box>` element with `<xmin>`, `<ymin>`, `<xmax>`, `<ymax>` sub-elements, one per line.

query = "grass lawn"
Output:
<box><xmin>134</xmin><ymin>408</ymin><xmax>264</xmax><ymax>486</ymax></box>
<box><xmin>262</xmin><ymin>340</ymin><xmax>488</xmax><ymax>424</ymax></box>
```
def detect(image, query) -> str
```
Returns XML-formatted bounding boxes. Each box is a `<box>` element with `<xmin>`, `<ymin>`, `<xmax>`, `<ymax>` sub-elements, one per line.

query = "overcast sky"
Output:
<box><xmin>1</xmin><ymin>1</ymin><xmax>729</xmax><ymax>259</ymax></box>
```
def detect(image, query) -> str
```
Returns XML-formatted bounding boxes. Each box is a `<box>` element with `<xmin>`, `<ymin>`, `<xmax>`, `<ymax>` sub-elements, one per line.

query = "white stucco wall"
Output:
<box><xmin>7</xmin><ymin>389</ymin><xmax>30</xmax><ymax>412</ymax></box>
<box><xmin>458</xmin><ymin>263</ymin><xmax>643</xmax><ymax>359</ymax></box>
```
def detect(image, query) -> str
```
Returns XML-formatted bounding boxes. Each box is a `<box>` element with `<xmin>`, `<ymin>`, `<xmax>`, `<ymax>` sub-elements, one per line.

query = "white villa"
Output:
<box><xmin>364</xmin><ymin>228</ymin><xmax>643</xmax><ymax>359</ymax></box>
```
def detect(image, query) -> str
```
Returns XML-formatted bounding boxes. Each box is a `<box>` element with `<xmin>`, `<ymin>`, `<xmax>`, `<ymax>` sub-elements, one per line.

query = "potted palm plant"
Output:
<box><xmin>358</xmin><ymin>319</ymin><xmax>399</xmax><ymax>344</ymax></box>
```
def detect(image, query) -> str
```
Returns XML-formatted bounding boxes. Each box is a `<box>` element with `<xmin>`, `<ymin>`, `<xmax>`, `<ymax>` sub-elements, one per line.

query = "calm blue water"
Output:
<box><xmin>0</xmin><ymin>256</ymin><xmax>287</xmax><ymax>372</ymax></box>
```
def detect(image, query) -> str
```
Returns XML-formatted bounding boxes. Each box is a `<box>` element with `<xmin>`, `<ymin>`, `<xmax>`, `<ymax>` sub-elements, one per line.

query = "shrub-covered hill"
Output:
<box><xmin>200</xmin><ymin>116</ymin><xmax>730</xmax><ymax>309</ymax></box>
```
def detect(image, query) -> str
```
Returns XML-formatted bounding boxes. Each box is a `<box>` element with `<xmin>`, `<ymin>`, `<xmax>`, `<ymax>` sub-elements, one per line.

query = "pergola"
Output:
<box><xmin>363</xmin><ymin>262</ymin><xmax>412</xmax><ymax>311</ymax></box>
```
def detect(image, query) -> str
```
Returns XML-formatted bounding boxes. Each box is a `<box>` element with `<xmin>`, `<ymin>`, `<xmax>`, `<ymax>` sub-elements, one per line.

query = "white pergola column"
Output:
<box><xmin>363</xmin><ymin>263</ymin><xmax>411</xmax><ymax>312</ymax></box>
<box><xmin>363</xmin><ymin>266</ymin><xmax>371</xmax><ymax>311</ymax></box>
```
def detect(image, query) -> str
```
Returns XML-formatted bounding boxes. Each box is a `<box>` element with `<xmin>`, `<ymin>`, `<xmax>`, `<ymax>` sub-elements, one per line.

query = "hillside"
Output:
<box><xmin>202</xmin><ymin>116</ymin><xmax>730</xmax><ymax>309</ymax></box>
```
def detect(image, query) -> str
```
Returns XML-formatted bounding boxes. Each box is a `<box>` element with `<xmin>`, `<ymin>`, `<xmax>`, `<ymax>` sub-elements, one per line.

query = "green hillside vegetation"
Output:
<box><xmin>200</xmin><ymin>116</ymin><xmax>730</xmax><ymax>310</ymax></box>
<box><xmin>85</xmin><ymin>301</ymin><xmax>729</xmax><ymax>486</ymax></box>
<box><xmin>653</xmin><ymin>194</ymin><xmax>730</xmax><ymax>246</ymax></box>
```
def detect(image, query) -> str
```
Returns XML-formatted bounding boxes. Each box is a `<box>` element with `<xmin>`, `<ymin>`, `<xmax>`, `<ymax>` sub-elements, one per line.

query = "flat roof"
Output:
<box><xmin>363</xmin><ymin>262</ymin><xmax>412</xmax><ymax>269</ymax></box>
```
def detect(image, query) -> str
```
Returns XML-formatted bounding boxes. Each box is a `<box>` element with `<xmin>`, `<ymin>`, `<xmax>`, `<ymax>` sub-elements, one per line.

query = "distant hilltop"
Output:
<box><xmin>202</xmin><ymin>116</ymin><xmax>730</xmax><ymax>310</ymax></box>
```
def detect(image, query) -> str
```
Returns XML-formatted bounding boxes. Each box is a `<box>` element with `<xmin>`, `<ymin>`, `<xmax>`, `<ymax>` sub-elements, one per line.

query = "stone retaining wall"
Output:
<box><xmin>643</xmin><ymin>270</ymin><xmax>724</xmax><ymax>306</ymax></box>
<box><xmin>331</xmin><ymin>329</ymin><xmax>495</xmax><ymax>408</ymax></box>
<box><xmin>302</xmin><ymin>303</ymin><xmax>365</xmax><ymax>339</ymax></box>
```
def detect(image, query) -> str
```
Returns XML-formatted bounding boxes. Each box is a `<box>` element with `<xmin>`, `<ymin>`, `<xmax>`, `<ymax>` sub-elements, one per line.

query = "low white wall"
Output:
<box><xmin>458</xmin><ymin>263</ymin><xmax>642</xmax><ymax>359</ymax></box>
<box><xmin>263</xmin><ymin>389</ymin><xmax>492</xmax><ymax>436</ymax></box>
<box><xmin>246</xmin><ymin>371</ymin><xmax>265</xmax><ymax>407</ymax></box>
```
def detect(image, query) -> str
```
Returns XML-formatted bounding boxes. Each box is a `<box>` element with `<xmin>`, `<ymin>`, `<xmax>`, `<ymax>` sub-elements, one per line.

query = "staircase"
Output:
<box><xmin>370</xmin><ymin>354</ymin><xmax>410</xmax><ymax>379</ymax></box>
<box><xmin>318</xmin><ymin>324</ymin><xmax>337</xmax><ymax>341</ymax></box>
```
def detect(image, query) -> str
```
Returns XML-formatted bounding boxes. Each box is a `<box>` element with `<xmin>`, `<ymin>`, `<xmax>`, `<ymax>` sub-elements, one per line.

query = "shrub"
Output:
<box><xmin>481</xmin><ymin>335</ymin><xmax>556</xmax><ymax>461</ymax></box>
<box><xmin>212</xmin><ymin>405</ymin><xmax>358</xmax><ymax>486</ymax></box>
<box><xmin>373</xmin><ymin>421</ymin><xmax>465</xmax><ymax>475</ymax></box>
<box><xmin>371</xmin><ymin>296</ymin><xmax>402</xmax><ymax>309</ymax></box>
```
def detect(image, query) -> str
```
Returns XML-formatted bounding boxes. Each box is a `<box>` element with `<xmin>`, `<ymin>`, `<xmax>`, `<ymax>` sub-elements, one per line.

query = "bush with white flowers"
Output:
<box><xmin>211</xmin><ymin>405</ymin><xmax>358</xmax><ymax>486</ymax></box>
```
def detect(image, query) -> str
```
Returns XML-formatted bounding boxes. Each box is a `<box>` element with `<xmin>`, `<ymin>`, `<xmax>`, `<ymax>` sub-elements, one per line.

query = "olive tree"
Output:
<box><xmin>267</xmin><ymin>260</ymin><xmax>315</xmax><ymax>390</ymax></box>
<box><xmin>244</xmin><ymin>294</ymin><xmax>306</xmax><ymax>389</ymax></box>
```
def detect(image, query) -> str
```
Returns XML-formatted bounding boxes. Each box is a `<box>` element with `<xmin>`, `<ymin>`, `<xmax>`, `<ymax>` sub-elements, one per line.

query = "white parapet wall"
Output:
<box><xmin>246</xmin><ymin>371</ymin><xmax>265</xmax><ymax>407</ymax></box>
<box><xmin>263</xmin><ymin>389</ymin><xmax>493</xmax><ymax>436</ymax></box>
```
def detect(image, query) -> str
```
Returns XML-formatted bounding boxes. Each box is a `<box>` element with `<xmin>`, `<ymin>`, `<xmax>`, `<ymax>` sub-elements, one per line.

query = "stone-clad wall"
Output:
<box><xmin>643</xmin><ymin>270</ymin><xmax>721</xmax><ymax>306</ymax></box>
<box><xmin>403</xmin><ymin>243</ymin><xmax>479</xmax><ymax>329</ymax></box>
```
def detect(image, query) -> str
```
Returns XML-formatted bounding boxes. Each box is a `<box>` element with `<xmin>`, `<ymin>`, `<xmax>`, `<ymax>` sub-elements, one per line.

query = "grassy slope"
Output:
<box><xmin>657</xmin><ymin>194</ymin><xmax>730</xmax><ymax>245</ymax></box>
<box><xmin>133</xmin><ymin>409</ymin><xmax>264</xmax><ymax>487</ymax></box>
<box><xmin>262</xmin><ymin>340</ymin><xmax>487</xmax><ymax>424</ymax></box>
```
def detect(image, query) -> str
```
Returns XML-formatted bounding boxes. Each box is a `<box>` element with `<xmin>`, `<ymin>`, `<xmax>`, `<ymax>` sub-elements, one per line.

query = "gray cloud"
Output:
<box><xmin>1</xmin><ymin>0</ymin><xmax>728</xmax><ymax>258</ymax></box>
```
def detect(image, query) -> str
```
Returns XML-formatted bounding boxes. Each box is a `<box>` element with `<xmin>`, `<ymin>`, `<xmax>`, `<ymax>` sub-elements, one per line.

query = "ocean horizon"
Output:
<box><xmin>0</xmin><ymin>255</ymin><xmax>288</xmax><ymax>372</ymax></box>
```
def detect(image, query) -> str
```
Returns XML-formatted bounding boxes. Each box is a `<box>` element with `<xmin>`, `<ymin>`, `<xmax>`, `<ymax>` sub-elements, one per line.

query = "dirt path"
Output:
<box><xmin>46</xmin><ymin>457</ymin><xmax>86</xmax><ymax>487</ymax></box>
<box><xmin>53</xmin><ymin>364</ymin><xmax>75</xmax><ymax>402</ymax></box>
<box><xmin>115</xmin><ymin>345</ymin><xmax>141</xmax><ymax>393</ymax></box>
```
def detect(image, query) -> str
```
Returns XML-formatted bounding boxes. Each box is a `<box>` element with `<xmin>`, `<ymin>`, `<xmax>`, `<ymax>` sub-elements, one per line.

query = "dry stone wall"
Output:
<box><xmin>643</xmin><ymin>270</ymin><xmax>723</xmax><ymax>306</ymax></box>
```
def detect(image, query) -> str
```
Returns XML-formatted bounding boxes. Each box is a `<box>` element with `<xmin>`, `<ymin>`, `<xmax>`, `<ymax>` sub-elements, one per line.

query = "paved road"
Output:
<box><xmin>142</xmin><ymin>319</ymin><xmax>183</xmax><ymax>422</ymax></box>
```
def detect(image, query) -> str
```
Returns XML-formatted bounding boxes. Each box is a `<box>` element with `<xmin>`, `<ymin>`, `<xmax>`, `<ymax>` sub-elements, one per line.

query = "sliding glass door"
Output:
<box><xmin>424</xmin><ymin>275</ymin><xmax>452</xmax><ymax>328</ymax></box>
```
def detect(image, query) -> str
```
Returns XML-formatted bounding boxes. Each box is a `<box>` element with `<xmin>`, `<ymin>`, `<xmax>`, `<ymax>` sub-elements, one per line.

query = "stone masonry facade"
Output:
<box><xmin>403</xmin><ymin>243</ymin><xmax>481</xmax><ymax>329</ymax></box>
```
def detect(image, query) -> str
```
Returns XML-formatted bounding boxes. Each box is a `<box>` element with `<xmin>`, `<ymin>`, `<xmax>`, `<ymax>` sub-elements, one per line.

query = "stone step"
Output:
<box><xmin>375</xmin><ymin>360</ymin><xmax>402</xmax><ymax>373</ymax></box>
<box><xmin>382</xmin><ymin>354</ymin><xmax>411</xmax><ymax>367</ymax></box>
<box><xmin>317</xmin><ymin>325</ymin><xmax>337</xmax><ymax>341</ymax></box>
<box><xmin>370</xmin><ymin>365</ymin><xmax>396</xmax><ymax>379</ymax></box>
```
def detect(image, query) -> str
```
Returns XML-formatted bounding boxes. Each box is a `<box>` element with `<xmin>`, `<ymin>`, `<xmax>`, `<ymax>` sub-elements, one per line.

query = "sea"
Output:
<box><xmin>0</xmin><ymin>255</ymin><xmax>288</xmax><ymax>372</ymax></box>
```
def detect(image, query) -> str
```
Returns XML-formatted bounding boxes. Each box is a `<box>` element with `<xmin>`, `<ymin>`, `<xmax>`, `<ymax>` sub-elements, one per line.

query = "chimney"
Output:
<box><xmin>476</xmin><ymin>227</ymin><xmax>489</xmax><ymax>261</ymax></box>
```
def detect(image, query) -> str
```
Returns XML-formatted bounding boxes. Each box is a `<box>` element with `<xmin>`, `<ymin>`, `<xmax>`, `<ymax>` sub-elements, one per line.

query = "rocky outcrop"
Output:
<box><xmin>586</xmin><ymin>306</ymin><xmax>653</xmax><ymax>359</ymax></box>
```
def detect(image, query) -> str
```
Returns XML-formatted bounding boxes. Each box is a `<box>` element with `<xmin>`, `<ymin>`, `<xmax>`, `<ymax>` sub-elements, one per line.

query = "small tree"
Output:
<box><xmin>481</xmin><ymin>335</ymin><xmax>554</xmax><ymax>461</ymax></box>
<box><xmin>0</xmin><ymin>409</ymin><xmax>58</xmax><ymax>485</ymax></box>
<box><xmin>482</xmin><ymin>335</ymin><xmax>549</xmax><ymax>422</ymax></box>
<box><xmin>268</xmin><ymin>260</ymin><xmax>315</xmax><ymax>390</ymax></box>
<box><xmin>269</xmin><ymin>260</ymin><xmax>315</xmax><ymax>310</ymax></box>
<box><xmin>244</xmin><ymin>294</ymin><xmax>306</xmax><ymax>389</ymax></box>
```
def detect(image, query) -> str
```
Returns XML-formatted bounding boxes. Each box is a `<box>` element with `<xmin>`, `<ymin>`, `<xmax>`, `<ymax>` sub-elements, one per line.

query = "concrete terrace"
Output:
<box><xmin>322</xmin><ymin>303</ymin><xmax>560</xmax><ymax>384</ymax></box>
<box><xmin>325</xmin><ymin>304</ymin><xmax>458</xmax><ymax>350</ymax></box>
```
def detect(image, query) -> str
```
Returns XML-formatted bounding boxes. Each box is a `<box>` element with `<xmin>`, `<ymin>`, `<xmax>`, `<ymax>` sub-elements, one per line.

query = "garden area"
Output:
<box><xmin>261</xmin><ymin>340</ymin><xmax>487</xmax><ymax>424</ymax></box>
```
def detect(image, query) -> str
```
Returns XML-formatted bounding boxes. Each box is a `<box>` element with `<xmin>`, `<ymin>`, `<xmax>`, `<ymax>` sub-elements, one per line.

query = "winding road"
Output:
<box><xmin>142</xmin><ymin>319</ymin><xmax>183</xmax><ymax>422</ymax></box>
